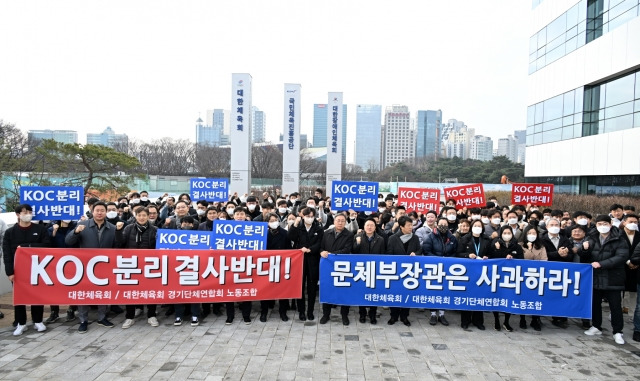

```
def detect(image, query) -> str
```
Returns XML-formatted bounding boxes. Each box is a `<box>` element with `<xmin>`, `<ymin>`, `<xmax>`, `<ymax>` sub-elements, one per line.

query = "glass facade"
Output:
<box><xmin>415</xmin><ymin>110</ymin><xmax>442</xmax><ymax>160</ymax></box>
<box><xmin>527</xmin><ymin>175</ymin><xmax>640</xmax><ymax>195</ymax></box>
<box><xmin>526</xmin><ymin>68</ymin><xmax>640</xmax><ymax>146</ymax></box>
<box><xmin>312</xmin><ymin>104</ymin><xmax>347</xmax><ymax>164</ymax></box>
<box><xmin>355</xmin><ymin>105</ymin><xmax>382</xmax><ymax>171</ymax></box>
<box><xmin>529</xmin><ymin>0</ymin><xmax>640</xmax><ymax>74</ymax></box>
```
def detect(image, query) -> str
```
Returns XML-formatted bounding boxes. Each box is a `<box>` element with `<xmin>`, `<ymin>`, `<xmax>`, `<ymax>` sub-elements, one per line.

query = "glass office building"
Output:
<box><xmin>525</xmin><ymin>0</ymin><xmax>640</xmax><ymax>195</ymax></box>
<box><xmin>355</xmin><ymin>105</ymin><xmax>382</xmax><ymax>171</ymax></box>
<box><xmin>312</xmin><ymin>103</ymin><xmax>347</xmax><ymax>164</ymax></box>
<box><xmin>415</xmin><ymin>110</ymin><xmax>442</xmax><ymax>160</ymax></box>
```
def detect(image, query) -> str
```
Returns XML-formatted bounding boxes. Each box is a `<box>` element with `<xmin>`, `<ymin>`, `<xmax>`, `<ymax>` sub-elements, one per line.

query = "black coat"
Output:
<box><xmin>457</xmin><ymin>234</ymin><xmax>491</xmax><ymax>259</ymax></box>
<box><xmin>386</xmin><ymin>231</ymin><xmax>423</xmax><ymax>256</ymax></box>
<box><xmin>288</xmin><ymin>221</ymin><xmax>324</xmax><ymax>258</ymax></box>
<box><xmin>586</xmin><ymin>228</ymin><xmax>628</xmax><ymax>290</ymax></box>
<box><xmin>540</xmin><ymin>233</ymin><xmax>574</xmax><ymax>262</ymax></box>
<box><xmin>3</xmin><ymin>223</ymin><xmax>51</xmax><ymax>276</ymax></box>
<box><xmin>622</xmin><ymin>231</ymin><xmax>640</xmax><ymax>290</ymax></box>
<box><xmin>115</xmin><ymin>223</ymin><xmax>158</xmax><ymax>249</ymax></box>
<box><xmin>352</xmin><ymin>232</ymin><xmax>386</xmax><ymax>254</ymax></box>
<box><xmin>487</xmin><ymin>238</ymin><xmax>524</xmax><ymax>259</ymax></box>
<box><xmin>320</xmin><ymin>227</ymin><xmax>354</xmax><ymax>254</ymax></box>
<box><xmin>267</xmin><ymin>227</ymin><xmax>291</xmax><ymax>250</ymax></box>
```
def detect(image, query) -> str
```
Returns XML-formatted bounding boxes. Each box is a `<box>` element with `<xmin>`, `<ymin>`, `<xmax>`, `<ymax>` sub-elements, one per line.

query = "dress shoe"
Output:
<box><xmin>280</xmin><ymin>312</ymin><xmax>289</xmax><ymax>322</ymax></box>
<box><xmin>494</xmin><ymin>321</ymin><xmax>501</xmax><ymax>331</ymax></box>
<box><xmin>307</xmin><ymin>311</ymin><xmax>315</xmax><ymax>321</ymax></box>
<box><xmin>388</xmin><ymin>317</ymin><xmax>397</xmax><ymax>325</ymax></box>
<box><xmin>461</xmin><ymin>323</ymin><xmax>469</xmax><ymax>329</ymax></box>
<box><xmin>531</xmin><ymin>318</ymin><xmax>541</xmax><ymax>331</ymax></box>
<box><xmin>429</xmin><ymin>315</ymin><xmax>438</xmax><ymax>325</ymax></box>
<box><xmin>474</xmin><ymin>323</ymin><xmax>486</xmax><ymax>331</ymax></box>
<box><xmin>319</xmin><ymin>315</ymin><xmax>330</xmax><ymax>324</ymax></box>
<box><xmin>520</xmin><ymin>318</ymin><xmax>527</xmax><ymax>329</ymax></box>
<box><xmin>370</xmin><ymin>316</ymin><xmax>377</xmax><ymax>325</ymax></box>
<box><xmin>503</xmin><ymin>322</ymin><xmax>513</xmax><ymax>332</ymax></box>
<box><xmin>259</xmin><ymin>312</ymin><xmax>267</xmax><ymax>323</ymax></box>
<box><xmin>359</xmin><ymin>316</ymin><xmax>366</xmax><ymax>324</ymax></box>
<box><xmin>299</xmin><ymin>312</ymin><xmax>307</xmax><ymax>321</ymax></box>
<box><xmin>401</xmin><ymin>318</ymin><xmax>411</xmax><ymax>327</ymax></box>
<box><xmin>342</xmin><ymin>316</ymin><xmax>350</xmax><ymax>326</ymax></box>
<box><xmin>632</xmin><ymin>331</ymin><xmax>640</xmax><ymax>342</ymax></box>
<box><xmin>438</xmin><ymin>315</ymin><xmax>449</xmax><ymax>326</ymax></box>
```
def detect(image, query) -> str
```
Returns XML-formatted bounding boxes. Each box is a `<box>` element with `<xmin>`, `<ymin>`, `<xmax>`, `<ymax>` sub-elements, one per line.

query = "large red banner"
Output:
<box><xmin>511</xmin><ymin>183</ymin><xmax>554</xmax><ymax>206</ymax></box>
<box><xmin>443</xmin><ymin>183</ymin><xmax>486</xmax><ymax>209</ymax></box>
<box><xmin>13</xmin><ymin>248</ymin><xmax>303</xmax><ymax>305</ymax></box>
<box><xmin>397</xmin><ymin>187</ymin><xmax>440</xmax><ymax>214</ymax></box>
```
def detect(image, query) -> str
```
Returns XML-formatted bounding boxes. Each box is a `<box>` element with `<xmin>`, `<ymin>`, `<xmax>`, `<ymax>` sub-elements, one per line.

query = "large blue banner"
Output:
<box><xmin>19</xmin><ymin>186</ymin><xmax>84</xmax><ymax>220</ymax></box>
<box><xmin>190</xmin><ymin>178</ymin><xmax>229</xmax><ymax>202</ymax></box>
<box><xmin>212</xmin><ymin>220</ymin><xmax>267</xmax><ymax>250</ymax></box>
<box><xmin>331</xmin><ymin>181</ymin><xmax>378</xmax><ymax>212</ymax></box>
<box><xmin>320</xmin><ymin>255</ymin><xmax>593</xmax><ymax>319</ymax></box>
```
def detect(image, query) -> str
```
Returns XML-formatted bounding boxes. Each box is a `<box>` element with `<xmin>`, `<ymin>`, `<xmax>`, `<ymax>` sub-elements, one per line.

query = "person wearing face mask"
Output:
<box><xmin>583</xmin><ymin>215</ymin><xmax>628</xmax><ymax>345</ymax></box>
<box><xmin>527</xmin><ymin>210</ymin><xmax>544</xmax><ymax>234</ymax></box>
<box><xmin>259</xmin><ymin>213</ymin><xmax>292</xmax><ymax>322</ymax></box>
<box><xmin>129</xmin><ymin>192</ymin><xmax>142</xmax><ymax>208</ymax></box>
<box><xmin>252</xmin><ymin>202</ymin><xmax>274</xmax><ymax>222</ymax></box>
<box><xmin>241</xmin><ymin>196</ymin><xmax>260</xmax><ymax>220</ymax></box>
<box><xmin>45</xmin><ymin>218</ymin><xmax>79</xmax><ymax>324</ymax></box>
<box><xmin>484</xmin><ymin>209</ymin><xmax>503</xmax><ymax>240</ymax></box>
<box><xmin>384</xmin><ymin>206</ymin><xmax>406</xmax><ymax>237</ymax></box>
<box><xmin>442</xmin><ymin>207</ymin><xmax>459</xmax><ymax>233</ymax></box>
<box><xmin>105</xmin><ymin>202</ymin><xmax>124</xmax><ymax>226</ymax></box>
<box><xmin>407</xmin><ymin>211</ymin><xmax>424</xmax><ymax>233</ymax></box>
<box><xmin>621</xmin><ymin>214</ymin><xmax>640</xmax><ymax>319</ymax></box>
<box><xmin>422</xmin><ymin>217</ymin><xmax>458</xmax><ymax>326</ymax></box>
<box><xmin>609</xmin><ymin>203</ymin><xmax>625</xmax><ymax>228</ymax></box>
<box><xmin>276</xmin><ymin>199</ymin><xmax>290</xmax><ymax>227</ymax></box>
<box><xmin>457</xmin><ymin>220</ymin><xmax>490</xmax><ymax>330</ymax></box>
<box><xmin>352</xmin><ymin>218</ymin><xmax>386</xmax><ymax>324</ymax></box>
<box><xmin>195</xmin><ymin>200</ymin><xmax>209</xmax><ymax>223</ymax></box>
<box><xmin>488</xmin><ymin>225</ymin><xmax>524</xmax><ymax>332</ymax></box>
<box><xmin>386</xmin><ymin>216</ymin><xmax>422</xmax><ymax>326</ymax></box>
<box><xmin>197</xmin><ymin>207</ymin><xmax>218</xmax><ymax>231</ymax></box>
<box><xmin>627</xmin><ymin>222</ymin><xmax>640</xmax><ymax>342</ymax></box>
<box><xmin>138</xmin><ymin>191</ymin><xmax>151</xmax><ymax>206</ymax></box>
<box><xmin>416</xmin><ymin>210</ymin><xmax>438</xmax><ymax>246</ymax></box>
<box><xmin>378</xmin><ymin>201</ymin><xmax>388</xmax><ymax>215</ymax></box>
<box><xmin>304</xmin><ymin>197</ymin><xmax>328</xmax><ymax>227</ymax></box>
<box><xmin>3</xmin><ymin>204</ymin><xmax>51</xmax><ymax>335</ymax></box>
<box><xmin>541</xmin><ymin>218</ymin><xmax>574</xmax><ymax>328</ymax></box>
<box><xmin>505</xmin><ymin>210</ymin><xmax>524</xmax><ymax>242</ymax></box>
<box><xmin>288</xmin><ymin>207</ymin><xmax>324</xmax><ymax>321</ymax></box>
<box><xmin>518</xmin><ymin>225</ymin><xmax>547</xmax><ymax>331</ymax></box>
<box><xmin>164</xmin><ymin>201</ymin><xmax>199</xmax><ymax>230</ymax></box>
<box><xmin>468</xmin><ymin>208</ymin><xmax>482</xmax><ymax>223</ymax></box>
<box><xmin>566</xmin><ymin>211</ymin><xmax>598</xmax><ymax>240</ymax></box>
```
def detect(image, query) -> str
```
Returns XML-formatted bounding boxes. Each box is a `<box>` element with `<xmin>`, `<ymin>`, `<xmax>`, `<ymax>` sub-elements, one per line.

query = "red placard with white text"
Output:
<box><xmin>397</xmin><ymin>187</ymin><xmax>440</xmax><ymax>214</ymax></box>
<box><xmin>511</xmin><ymin>183</ymin><xmax>554</xmax><ymax>206</ymax></box>
<box><xmin>13</xmin><ymin>248</ymin><xmax>302</xmax><ymax>305</ymax></box>
<box><xmin>443</xmin><ymin>183</ymin><xmax>486</xmax><ymax>209</ymax></box>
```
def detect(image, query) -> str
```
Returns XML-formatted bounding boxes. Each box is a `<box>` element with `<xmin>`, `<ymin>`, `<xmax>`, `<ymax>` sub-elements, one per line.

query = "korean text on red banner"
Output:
<box><xmin>511</xmin><ymin>183</ymin><xmax>554</xmax><ymax>206</ymax></box>
<box><xmin>13</xmin><ymin>248</ymin><xmax>303</xmax><ymax>305</ymax></box>
<box><xmin>397</xmin><ymin>187</ymin><xmax>440</xmax><ymax>214</ymax></box>
<box><xmin>443</xmin><ymin>183</ymin><xmax>486</xmax><ymax>209</ymax></box>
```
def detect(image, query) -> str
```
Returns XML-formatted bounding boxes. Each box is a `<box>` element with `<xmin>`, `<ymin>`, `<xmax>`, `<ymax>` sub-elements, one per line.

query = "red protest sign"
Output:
<box><xmin>511</xmin><ymin>183</ymin><xmax>554</xmax><ymax>206</ymax></box>
<box><xmin>397</xmin><ymin>187</ymin><xmax>440</xmax><ymax>214</ymax></box>
<box><xmin>443</xmin><ymin>183</ymin><xmax>486</xmax><ymax>209</ymax></box>
<box><xmin>13</xmin><ymin>248</ymin><xmax>303</xmax><ymax>306</ymax></box>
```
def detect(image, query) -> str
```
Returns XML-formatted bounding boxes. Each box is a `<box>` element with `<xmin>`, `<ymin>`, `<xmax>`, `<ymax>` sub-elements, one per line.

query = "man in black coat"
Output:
<box><xmin>386</xmin><ymin>216</ymin><xmax>422</xmax><ymax>326</ymax></box>
<box><xmin>288</xmin><ymin>207</ymin><xmax>324</xmax><ymax>321</ymax></box>
<box><xmin>352</xmin><ymin>218</ymin><xmax>386</xmax><ymax>324</ymax></box>
<box><xmin>583</xmin><ymin>215</ymin><xmax>628</xmax><ymax>345</ymax></box>
<box><xmin>540</xmin><ymin>217</ymin><xmax>573</xmax><ymax>327</ymax></box>
<box><xmin>318</xmin><ymin>213</ymin><xmax>354</xmax><ymax>325</ymax></box>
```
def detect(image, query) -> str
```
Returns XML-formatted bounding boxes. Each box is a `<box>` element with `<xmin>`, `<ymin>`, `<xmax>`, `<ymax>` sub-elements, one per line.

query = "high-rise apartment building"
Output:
<box><xmin>86</xmin><ymin>127</ymin><xmax>128</xmax><ymax>149</ymax></box>
<box><xmin>196</xmin><ymin>113</ymin><xmax>224</xmax><ymax>147</ymax></box>
<box><xmin>470</xmin><ymin>135</ymin><xmax>494</xmax><ymax>161</ymax></box>
<box><xmin>442</xmin><ymin>120</ymin><xmax>474</xmax><ymax>159</ymax></box>
<box><xmin>415</xmin><ymin>110</ymin><xmax>442</xmax><ymax>161</ymax></box>
<box><xmin>312</xmin><ymin>104</ymin><xmax>347</xmax><ymax>164</ymax></box>
<box><xmin>382</xmin><ymin>105</ymin><xmax>414</xmax><ymax>168</ymax></box>
<box><xmin>526</xmin><ymin>0</ymin><xmax>640</xmax><ymax>194</ymax></box>
<box><xmin>27</xmin><ymin>129</ymin><xmax>78</xmax><ymax>144</ymax></box>
<box><xmin>355</xmin><ymin>104</ymin><xmax>382</xmax><ymax>171</ymax></box>
<box><xmin>252</xmin><ymin>106</ymin><xmax>266</xmax><ymax>144</ymax></box>
<box><xmin>497</xmin><ymin>135</ymin><xmax>519</xmax><ymax>162</ymax></box>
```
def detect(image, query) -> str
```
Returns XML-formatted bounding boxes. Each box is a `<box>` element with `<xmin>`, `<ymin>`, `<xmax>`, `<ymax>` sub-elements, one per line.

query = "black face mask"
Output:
<box><xmin>437</xmin><ymin>226</ymin><xmax>449</xmax><ymax>234</ymax></box>
<box><xmin>529</xmin><ymin>219</ymin><xmax>539</xmax><ymax>227</ymax></box>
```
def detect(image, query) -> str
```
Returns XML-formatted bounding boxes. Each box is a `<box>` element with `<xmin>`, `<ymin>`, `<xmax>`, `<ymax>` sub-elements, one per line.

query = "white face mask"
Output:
<box><xmin>626</xmin><ymin>223</ymin><xmax>638</xmax><ymax>231</ymax></box>
<box><xmin>304</xmin><ymin>217</ymin><xmax>315</xmax><ymax>225</ymax></box>
<box><xmin>508</xmin><ymin>218</ymin><xmax>518</xmax><ymax>225</ymax></box>
<box><xmin>471</xmin><ymin>215</ymin><xmax>480</xmax><ymax>220</ymax></box>
<box><xmin>447</xmin><ymin>214</ymin><xmax>456</xmax><ymax>222</ymax></box>
<box><xmin>226</xmin><ymin>208</ymin><xmax>235</xmax><ymax>215</ymax></box>
<box><xmin>130</xmin><ymin>198</ymin><xmax>140</xmax><ymax>204</ymax></box>
<box><xmin>481</xmin><ymin>217</ymin><xmax>490</xmax><ymax>224</ymax></box>
<box><xmin>577</xmin><ymin>218</ymin><xmax>588</xmax><ymax>226</ymax></box>
<box><xmin>597</xmin><ymin>225</ymin><xmax>611</xmax><ymax>234</ymax></box>
<box><xmin>140</xmin><ymin>197</ymin><xmax>149</xmax><ymax>202</ymax></box>
<box><xmin>218</xmin><ymin>217</ymin><xmax>226</xmax><ymax>220</ymax></box>
<box><xmin>268</xmin><ymin>198</ymin><xmax>273</xmax><ymax>203</ymax></box>
<box><xmin>240</xmin><ymin>196</ymin><xmax>247</xmax><ymax>203</ymax></box>
<box><xmin>62</xmin><ymin>220</ymin><xmax>71</xmax><ymax>224</ymax></box>
<box><xmin>379</xmin><ymin>208</ymin><xmax>386</xmax><ymax>213</ymax></box>
<box><xmin>612</xmin><ymin>220</ymin><xmax>621</xmax><ymax>227</ymax></box>
<box><xmin>491</xmin><ymin>218</ymin><xmax>501</xmax><ymax>225</ymax></box>
<box><xmin>247</xmin><ymin>204</ymin><xmax>256</xmax><ymax>211</ymax></box>
<box><xmin>106</xmin><ymin>211</ymin><xmax>118</xmax><ymax>219</ymax></box>
<box><xmin>471</xmin><ymin>226</ymin><xmax>483</xmax><ymax>235</ymax></box>
<box><xmin>278</xmin><ymin>207</ymin><xmax>288</xmax><ymax>214</ymax></box>
<box><xmin>364</xmin><ymin>211</ymin><xmax>372</xmax><ymax>216</ymax></box>
<box><xmin>268</xmin><ymin>221</ymin><xmax>279</xmax><ymax>229</ymax></box>
<box><xmin>306</xmin><ymin>203</ymin><xmax>315</xmax><ymax>209</ymax></box>
<box><xmin>543</xmin><ymin>215</ymin><xmax>551</xmax><ymax>221</ymax></box>
<box><xmin>20</xmin><ymin>214</ymin><xmax>33</xmax><ymax>223</ymax></box>
<box><xmin>196</xmin><ymin>209</ymin><xmax>206</xmax><ymax>216</ymax></box>
<box><xmin>287</xmin><ymin>219</ymin><xmax>295</xmax><ymax>225</ymax></box>
<box><xmin>502</xmin><ymin>234</ymin><xmax>512</xmax><ymax>241</ymax></box>
<box><xmin>547</xmin><ymin>226</ymin><xmax>561</xmax><ymax>234</ymax></box>
<box><xmin>526</xmin><ymin>234</ymin><xmax>537</xmax><ymax>242</ymax></box>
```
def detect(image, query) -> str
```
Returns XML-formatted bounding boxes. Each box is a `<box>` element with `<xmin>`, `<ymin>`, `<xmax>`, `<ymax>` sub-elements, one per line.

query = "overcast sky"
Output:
<box><xmin>0</xmin><ymin>0</ymin><xmax>531</xmax><ymax>162</ymax></box>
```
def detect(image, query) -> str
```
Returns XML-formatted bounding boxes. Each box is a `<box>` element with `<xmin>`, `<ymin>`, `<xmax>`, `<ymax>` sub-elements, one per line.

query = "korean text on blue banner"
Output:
<box><xmin>212</xmin><ymin>220</ymin><xmax>267</xmax><ymax>250</ymax></box>
<box><xmin>320</xmin><ymin>255</ymin><xmax>592</xmax><ymax>319</ymax></box>
<box><xmin>190</xmin><ymin>178</ymin><xmax>229</xmax><ymax>202</ymax></box>
<box><xmin>156</xmin><ymin>229</ymin><xmax>213</xmax><ymax>250</ymax></box>
<box><xmin>332</xmin><ymin>181</ymin><xmax>378</xmax><ymax>212</ymax></box>
<box><xmin>19</xmin><ymin>186</ymin><xmax>84</xmax><ymax>220</ymax></box>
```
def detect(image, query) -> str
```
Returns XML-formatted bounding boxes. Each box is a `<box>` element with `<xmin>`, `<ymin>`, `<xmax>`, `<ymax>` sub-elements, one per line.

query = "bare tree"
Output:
<box><xmin>131</xmin><ymin>138</ymin><xmax>195</xmax><ymax>175</ymax></box>
<box><xmin>252</xmin><ymin>145</ymin><xmax>283</xmax><ymax>179</ymax></box>
<box><xmin>193</xmin><ymin>144</ymin><xmax>231</xmax><ymax>177</ymax></box>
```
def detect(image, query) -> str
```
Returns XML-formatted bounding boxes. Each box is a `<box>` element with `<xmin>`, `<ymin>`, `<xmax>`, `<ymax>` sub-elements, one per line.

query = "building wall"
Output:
<box><xmin>415</xmin><ymin>110</ymin><xmax>442</xmax><ymax>160</ymax></box>
<box><xmin>312</xmin><ymin>104</ymin><xmax>347</xmax><ymax>164</ymax></box>
<box><xmin>355</xmin><ymin>104</ymin><xmax>382</xmax><ymax>171</ymax></box>
<box><xmin>382</xmin><ymin>105</ymin><xmax>414</xmax><ymax>168</ymax></box>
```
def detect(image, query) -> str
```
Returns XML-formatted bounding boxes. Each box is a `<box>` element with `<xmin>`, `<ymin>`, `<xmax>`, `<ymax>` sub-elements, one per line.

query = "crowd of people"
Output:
<box><xmin>2</xmin><ymin>188</ymin><xmax>639</xmax><ymax>346</ymax></box>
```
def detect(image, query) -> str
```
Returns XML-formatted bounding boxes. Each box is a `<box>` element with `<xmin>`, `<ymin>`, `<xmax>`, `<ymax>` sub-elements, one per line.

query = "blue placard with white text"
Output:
<box><xmin>320</xmin><ymin>255</ymin><xmax>593</xmax><ymax>319</ymax></box>
<box><xmin>190</xmin><ymin>178</ymin><xmax>229</xmax><ymax>202</ymax></box>
<box><xmin>156</xmin><ymin>229</ymin><xmax>214</xmax><ymax>250</ymax></box>
<box><xmin>19</xmin><ymin>186</ymin><xmax>84</xmax><ymax>220</ymax></box>
<box><xmin>211</xmin><ymin>220</ymin><xmax>267</xmax><ymax>250</ymax></box>
<box><xmin>331</xmin><ymin>181</ymin><xmax>378</xmax><ymax>212</ymax></box>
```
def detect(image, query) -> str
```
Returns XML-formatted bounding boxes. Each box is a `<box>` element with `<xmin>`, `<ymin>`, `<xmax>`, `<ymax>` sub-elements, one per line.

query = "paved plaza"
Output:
<box><xmin>0</xmin><ymin>294</ymin><xmax>639</xmax><ymax>381</ymax></box>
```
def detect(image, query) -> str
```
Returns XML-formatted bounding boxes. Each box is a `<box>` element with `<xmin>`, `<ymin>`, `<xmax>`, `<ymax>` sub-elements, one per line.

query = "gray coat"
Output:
<box><xmin>65</xmin><ymin>219</ymin><xmax>116</xmax><ymax>248</ymax></box>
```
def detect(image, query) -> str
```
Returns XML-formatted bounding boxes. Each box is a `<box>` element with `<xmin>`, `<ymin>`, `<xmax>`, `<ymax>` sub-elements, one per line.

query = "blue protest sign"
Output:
<box><xmin>156</xmin><ymin>229</ymin><xmax>214</xmax><ymax>250</ymax></box>
<box><xmin>190</xmin><ymin>178</ymin><xmax>229</xmax><ymax>202</ymax></box>
<box><xmin>331</xmin><ymin>181</ymin><xmax>378</xmax><ymax>212</ymax></box>
<box><xmin>19</xmin><ymin>186</ymin><xmax>84</xmax><ymax>220</ymax></box>
<box><xmin>212</xmin><ymin>220</ymin><xmax>267</xmax><ymax>250</ymax></box>
<box><xmin>320</xmin><ymin>255</ymin><xmax>593</xmax><ymax>319</ymax></box>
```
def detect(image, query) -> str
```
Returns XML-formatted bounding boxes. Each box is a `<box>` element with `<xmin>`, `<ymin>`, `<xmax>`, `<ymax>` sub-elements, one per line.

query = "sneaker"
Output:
<box><xmin>191</xmin><ymin>317</ymin><xmax>199</xmax><ymax>327</ymax></box>
<box><xmin>148</xmin><ymin>317</ymin><xmax>159</xmax><ymax>327</ymax></box>
<box><xmin>503</xmin><ymin>322</ymin><xmax>513</xmax><ymax>332</ymax></box>
<box><xmin>243</xmin><ymin>317</ymin><xmax>251</xmax><ymax>325</ymax></box>
<box><xmin>78</xmin><ymin>321</ymin><xmax>88</xmax><ymax>334</ymax></box>
<box><xmin>96</xmin><ymin>318</ymin><xmax>114</xmax><ymax>328</ymax></box>
<box><xmin>122</xmin><ymin>319</ymin><xmax>135</xmax><ymax>329</ymax></box>
<box><xmin>613</xmin><ymin>333</ymin><xmax>625</xmax><ymax>345</ymax></box>
<box><xmin>174</xmin><ymin>317</ymin><xmax>183</xmax><ymax>326</ymax></box>
<box><xmin>225</xmin><ymin>318</ymin><xmax>233</xmax><ymax>325</ymax></box>
<box><xmin>429</xmin><ymin>314</ymin><xmax>438</xmax><ymax>325</ymax></box>
<box><xmin>259</xmin><ymin>313</ymin><xmax>267</xmax><ymax>323</ymax></box>
<box><xmin>44</xmin><ymin>312</ymin><xmax>59</xmax><ymax>324</ymax></box>
<box><xmin>134</xmin><ymin>308</ymin><xmax>143</xmax><ymax>318</ymax></box>
<box><xmin>34</xmin><ymin>322</ymin><xmax>47</xmax><ymax>332</ymax></box>
<box><xmin>584</xmin><ymin>326</ymin><xmax>602</xmax><ymax>336</ymax></box>
<box><xmin>66</xmin><ymin>309</ymin><xmax>76</xmax><ymax>322</ymax></box>
<box><xmin>13</xmin><ymin>324</ymin><xmax>28</xmax><ymax>336</ymax></box>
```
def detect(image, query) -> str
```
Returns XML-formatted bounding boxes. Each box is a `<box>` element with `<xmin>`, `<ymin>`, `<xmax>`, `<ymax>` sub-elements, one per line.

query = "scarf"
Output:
<box><xmin>400</xmin><ymin>233</ymin><xmax>413</xmax><ymax>243</ymax></box>
<box><xmin>135</xmin><ymin>222</ymin><xmax>149</xmax><ymax>246</ymax></box>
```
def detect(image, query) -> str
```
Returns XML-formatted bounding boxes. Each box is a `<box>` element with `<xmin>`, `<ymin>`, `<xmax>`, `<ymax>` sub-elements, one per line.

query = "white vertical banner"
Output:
<box><xmin>326</xmin><ymin>92</ymin><xmax>343</xmax><ymax>197</ymax></box>
<box><xmin>230</xmin><ymin>73</ymin><xmax>253</xmax><ymax>195</ymax></box>
<box><xmin>282</xmin><ymin>83</ymin><xmax>301</xmax><ymax>195</ymax></box>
